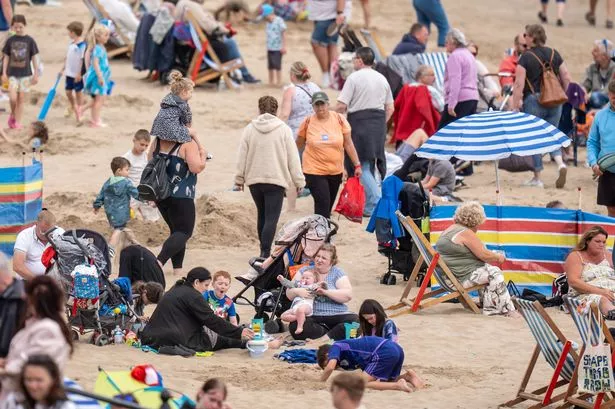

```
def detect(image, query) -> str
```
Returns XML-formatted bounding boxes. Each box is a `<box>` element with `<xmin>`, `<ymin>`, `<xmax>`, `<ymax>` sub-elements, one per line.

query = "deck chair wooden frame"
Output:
<box><xmin>561</xmin><ymin>296</ymin><xmax>615</xmax><ymax>409</ymax></box>
<box><xmin>500</xmin><ymin>298</ymin><xmax>579</xmax><ymax>409</ymax></box>
<box><xmin>184</xmin><ymin>11</ymin><xmax>244</xmax><ymax>90</ymax></box>
<box><xmin>386</xmin><ymin>211</ymin><xmax>484</xmax><ymax>316</ymax></box>
<box><xmin>83</xmin><ymin>0</ymin><xmax>133</xmax><ymax>58</ymax></box>
<box><xmin>359</xmin><ymin>29</ymin><xmax>387</xmax><ymax>61</ymax></box>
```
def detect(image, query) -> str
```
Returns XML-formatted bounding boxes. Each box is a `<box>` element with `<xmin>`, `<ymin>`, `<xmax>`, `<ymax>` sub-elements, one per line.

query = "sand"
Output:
<box><xmin>2</xmin><ymin>0</ymin><xmax>613</xmax><ymax>407</ymax></box>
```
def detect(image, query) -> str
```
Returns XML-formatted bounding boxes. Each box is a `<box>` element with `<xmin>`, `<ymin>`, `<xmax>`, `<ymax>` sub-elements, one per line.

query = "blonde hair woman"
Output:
<box><xmin>435</xmin><ymin>202</ymin><xmax>519</xmax><ymax>317</ymax></box>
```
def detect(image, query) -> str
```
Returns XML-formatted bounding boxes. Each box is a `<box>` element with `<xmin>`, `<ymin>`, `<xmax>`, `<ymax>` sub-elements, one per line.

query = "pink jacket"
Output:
<box><xmin>443</xmin><ymin>47</ymin><xmax>479</xmax><ymax>109</ymax></box>
<box><xmin>0</xmin><ymin>318</ymin><xmax>71</xmax><ymax>400</ymax></box>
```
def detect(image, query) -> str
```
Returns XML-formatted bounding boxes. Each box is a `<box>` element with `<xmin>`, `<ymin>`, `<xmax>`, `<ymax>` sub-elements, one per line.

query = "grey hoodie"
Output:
<box><xmin>151</xmin><ymin>93</ymin><xmax>192</xmax><ymax>143</ymax></box>
<box><xmin>235</xmin><ymin>113</ymin><xmax>305</xmax><ymax>189</ymax></box>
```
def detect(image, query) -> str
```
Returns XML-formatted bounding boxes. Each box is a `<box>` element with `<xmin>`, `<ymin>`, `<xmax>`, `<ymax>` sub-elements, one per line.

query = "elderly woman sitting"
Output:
<box><xmin>583</xmin><ymin>39</ymin><xmax>615</xmax><ymax>110</ymax></box>
<box><xmin>565</xmin><ymin>226</ymin><xmax>615</xmax><ymax>318</ymax></box>
<box><xmin>435</xmin><ymin>202</ymin><xmax>518</xmax><ymax>317</ymax></box>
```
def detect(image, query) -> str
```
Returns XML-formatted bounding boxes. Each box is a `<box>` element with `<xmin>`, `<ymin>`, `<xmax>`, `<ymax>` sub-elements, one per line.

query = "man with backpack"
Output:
<box><xmin>511</xmin><ymin>24</ymin><xmax>572</xmax><ymax>189</ymax></box>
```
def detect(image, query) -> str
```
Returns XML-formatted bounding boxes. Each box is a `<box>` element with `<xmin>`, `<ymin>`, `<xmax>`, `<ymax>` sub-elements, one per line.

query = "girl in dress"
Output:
<box><xmin>84</xmin><ymin>24</ymin><xmax>112</xmax><ymax>128</ymax></box>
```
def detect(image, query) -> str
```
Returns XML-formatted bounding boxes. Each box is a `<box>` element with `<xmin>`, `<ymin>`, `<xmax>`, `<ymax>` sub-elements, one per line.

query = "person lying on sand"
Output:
<box><xmin>317</xmin><ymin>336</ymin><xmax>425</xmax><ymax>393</ymax></box>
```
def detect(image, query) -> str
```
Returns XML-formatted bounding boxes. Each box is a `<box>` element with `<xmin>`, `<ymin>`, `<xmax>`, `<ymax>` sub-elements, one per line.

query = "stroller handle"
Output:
<box><xmin>327</xmin><ymin>219</ymin><xmax>339</xmax><ymax>240</ymax></box>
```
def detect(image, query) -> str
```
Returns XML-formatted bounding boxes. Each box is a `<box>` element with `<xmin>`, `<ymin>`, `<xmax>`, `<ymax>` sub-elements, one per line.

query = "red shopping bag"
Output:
<box><xmin>334</xmin><ymin>176</ymin><xmax>365</xmax><ymax>223</ymax></box>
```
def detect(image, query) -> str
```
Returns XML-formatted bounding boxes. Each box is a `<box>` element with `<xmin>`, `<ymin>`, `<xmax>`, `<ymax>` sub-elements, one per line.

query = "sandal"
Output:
<box><xmin>607</xmin><ymin>20</ymin><xmax>614</xmax><ymax>29</ymax></box>
<box><xmin>538</xmin><ymin>11</ymin><xmax>547</xmax><ymax>23</ymax></box>
<box><xmin>586</xmin><ymin>12</ymin><xmax>596</xmax><ymax>26</ymax></box>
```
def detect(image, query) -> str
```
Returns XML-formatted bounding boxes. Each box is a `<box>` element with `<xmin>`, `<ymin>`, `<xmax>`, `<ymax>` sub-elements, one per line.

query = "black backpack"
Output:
<box><xmin>138</xmin><ymin>140</ymin><xmax>181</xmax><ymax>202</ymax></box>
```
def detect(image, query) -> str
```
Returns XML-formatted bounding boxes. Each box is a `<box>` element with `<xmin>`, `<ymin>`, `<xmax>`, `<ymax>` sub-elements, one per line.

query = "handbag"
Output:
<box><xmin>577</xmin><ymin>311</ymin><xmax>615</xmax><ymax>394</ymax></box>
<box><xmin>498</xmin><ymin>155</ymin><xmax>535</xmax><ymax>172</ymax></box>
<box><xmin>525</xmin><ymin>49</ymin><xmax>568</xmax><ymax>108</ymax></box>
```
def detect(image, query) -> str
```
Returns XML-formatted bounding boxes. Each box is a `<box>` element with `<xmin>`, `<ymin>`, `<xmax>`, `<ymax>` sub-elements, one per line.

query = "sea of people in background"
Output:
<box><xmin>2</xmin><ymin>0</ymin><xmax>615</xmax><ymax>408</ymax></box>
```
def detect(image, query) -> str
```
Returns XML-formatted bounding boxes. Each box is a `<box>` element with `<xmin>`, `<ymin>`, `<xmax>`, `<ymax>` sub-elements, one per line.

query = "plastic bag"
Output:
<box><xmin>334</xmin><ymin>177</ymin><xmax>365</xmax><ymax>223</ymax></box>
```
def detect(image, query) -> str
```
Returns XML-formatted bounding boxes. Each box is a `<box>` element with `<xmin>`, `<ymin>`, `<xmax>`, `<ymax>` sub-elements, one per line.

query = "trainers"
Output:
<box><xmin>242</xmin><ymin>74</ymin><xmax>261</xmax><ymax>84</ymax></box>
<box><xmin>523</xmin><ymin>179</ymin><xmax>544</xmax><ymax>188</ymax></box>
<box><xmin>555</xmin><ymin>166</ymin><xmax>567</xmax><ymax>188</ymax></box>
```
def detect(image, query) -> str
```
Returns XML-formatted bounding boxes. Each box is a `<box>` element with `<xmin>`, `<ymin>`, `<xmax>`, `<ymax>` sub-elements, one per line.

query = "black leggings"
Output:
<box><xmin>249</xmin><ymin>184</ymin><xmax>285</xmax><ymax>258</ymax></box>
<box><xmin>156</xmin><ymin>197</ymin><xmax>195</xmax><ymax>269</ymax></box>
<box><xmin>304</xmin><ymin>173</ymin><xmax>343</xmax><ymax>219</ymax></box>
<box><xmin>289</xmin><ymin>313</ymin><xmax>360</xmax><ymax>341</ymax></box>
<box><xmin>438</xmin><ymin>100</ymin><xmax>478</xmax><ymax>130</ymax></box>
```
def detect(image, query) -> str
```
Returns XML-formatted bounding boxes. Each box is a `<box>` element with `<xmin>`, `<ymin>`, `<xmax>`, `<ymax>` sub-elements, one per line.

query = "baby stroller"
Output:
<box><xmin>45</xmin><ymin>229</ymin><xmax>135</xmax><ymax>346</ymax></box>
<box><xmin>377</xmin><ymin>181</ymin><xmax>430</xmax><ymax>286</ymax></box>
<box><xmin>232</xmin><ymin>215</ymin><xmax>338</xmax><ymax>329</ymax></box>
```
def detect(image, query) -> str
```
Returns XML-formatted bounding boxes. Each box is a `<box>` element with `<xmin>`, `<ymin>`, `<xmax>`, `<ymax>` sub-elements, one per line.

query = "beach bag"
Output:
<box><xmin>598</xmin><ymin>152</ymin><xmax>615</xmax><ymax>172</ymax></box>
<box><xmin>498</xmin><ymin>155</ymin><xmax>535</xmax><ymax>173</ymax></box>
<box><xmin>526</xmin><ymin>49</ymin><xmax>568</xmax><ymax>108</ymax></box>
<box><xmin>71</xmin><ymin>264</ymin><xmax>99</xmax><ymax>300</ymax></box>
<box><xmin>334</xmin><ymin>177</ymin><xmax>365</xmax><ymax>223</ymax></box>
<box><xmin>138</xmin><ymin>141</ymin><xmax>181</xmax><ymax>202</ymax></box>
<box><xmin>577</xmin><ymin>313</ymin><xmax>615</xmax><ymax>394</ymax></box>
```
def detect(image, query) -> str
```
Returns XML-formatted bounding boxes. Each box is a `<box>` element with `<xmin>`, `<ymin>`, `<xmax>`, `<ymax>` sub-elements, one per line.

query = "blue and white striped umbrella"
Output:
<box><xmin>416</xmin><ymin>110</ymin><xmax>571</xmax><ymax>161</ymax></box>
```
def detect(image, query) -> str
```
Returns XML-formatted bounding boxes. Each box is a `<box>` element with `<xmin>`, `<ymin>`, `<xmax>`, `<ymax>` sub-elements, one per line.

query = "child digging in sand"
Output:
<box><xmin>277</xmin><ymin>269</ymin><xmax>325</xmax><ymax>334</ymax></box>
<box><xmin>93</xmin><ymin>157</ymin><xmax>139</xmax><ymax>251</ymax></box>
<box><xmin>84</xmin><ymin>23</ymin><xmax>112</xmax><ymax>127</ymax></box>
<box><xmin>2</xmin><ymin>15</ymin><xmax>39</xmax><ymax>130</ymax></box>
<box><xmin>318</xmin><ymin>336</ymin><xmax>425</xmax><ymax>393</ymax></box>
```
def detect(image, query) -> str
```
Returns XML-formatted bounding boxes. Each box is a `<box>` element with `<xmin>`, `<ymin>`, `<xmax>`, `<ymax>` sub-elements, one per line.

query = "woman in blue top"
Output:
<box><xmin>285</xmin><ymin>243</ymin><xmax>359</xmax><ymax>340</ymax></box>
<box><xmin>148</xmin><ymin>135</ymin><xmax>206</xmax><ymax>276</ymax></box>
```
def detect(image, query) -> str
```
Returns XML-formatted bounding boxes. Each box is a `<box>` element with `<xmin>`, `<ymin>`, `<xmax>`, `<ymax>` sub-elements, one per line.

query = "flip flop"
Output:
<box><xmin>586</xmin><ymin>12</ymin><xmax>596</xmax><ymax>26</ymax></box>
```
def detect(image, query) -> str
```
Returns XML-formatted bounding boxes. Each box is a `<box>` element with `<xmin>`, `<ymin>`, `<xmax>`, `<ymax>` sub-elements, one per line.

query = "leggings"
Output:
<box><xmin>304</xmin><ymin>173</ymin><xmax>343</xmax><ymax>219</ymax></box>
<box><xmin>156</xmin><ymin>197</ymin><xmax>195</xmax><ymax>269</ymax></box>
<box><xmin>289</xmin><ymin>313</ymin><xmax>360</xmax><ymax>340</ymax></box>
<box><xmin>248</xmin><ymin>183</ymin><xmax>285</xmax><ymax>258</ymax></box>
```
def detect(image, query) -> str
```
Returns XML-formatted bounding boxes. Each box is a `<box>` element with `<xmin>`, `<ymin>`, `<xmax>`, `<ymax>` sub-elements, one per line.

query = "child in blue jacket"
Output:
<box><xmin>94</xmin><ymin>157</ymin><xmax>139</xmax><ymax>250</ymax></box>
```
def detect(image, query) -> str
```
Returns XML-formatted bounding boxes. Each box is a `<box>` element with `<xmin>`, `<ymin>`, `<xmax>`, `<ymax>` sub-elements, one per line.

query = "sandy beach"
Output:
<box><xmin>1</xmin><ymin>0</ymin><xmax>614</xmax><ymax>407</ymax></box>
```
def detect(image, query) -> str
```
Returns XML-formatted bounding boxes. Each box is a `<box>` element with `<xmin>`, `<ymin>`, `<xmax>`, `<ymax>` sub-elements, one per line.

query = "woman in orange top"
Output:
<box><xmin>297</xmin><ymin>91</ymin><xmax>362</xmax><ymax>219</ymax></box>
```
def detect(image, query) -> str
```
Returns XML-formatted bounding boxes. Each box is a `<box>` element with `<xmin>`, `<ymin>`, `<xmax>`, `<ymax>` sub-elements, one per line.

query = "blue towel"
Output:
<box><xmin>275</xmin><ymin>348</ymin><xmax>317</xmax><ymax>364</ymax></box>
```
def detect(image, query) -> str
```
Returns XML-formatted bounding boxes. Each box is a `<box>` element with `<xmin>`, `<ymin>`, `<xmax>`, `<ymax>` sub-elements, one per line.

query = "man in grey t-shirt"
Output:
<box><xmin>422</xmin><ymin>159</ymin><xmax>456</xmax><ymax>199</ymax></box>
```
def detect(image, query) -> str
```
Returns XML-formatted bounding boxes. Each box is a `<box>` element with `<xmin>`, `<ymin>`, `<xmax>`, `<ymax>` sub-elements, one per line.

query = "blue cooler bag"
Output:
<box><xmin>71</xmin><ymin>264</ymin><xmax>99</xmax><ymax>299</ymax></box>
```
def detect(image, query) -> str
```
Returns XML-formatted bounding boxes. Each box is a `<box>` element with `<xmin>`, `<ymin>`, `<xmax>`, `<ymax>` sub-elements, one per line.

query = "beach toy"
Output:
<box><xmin>344</xmin><ymin>322</ymin><xmax>360</xmax><ymax>339</ymax></box>
<box><xmin>130</xmin><ymin>208</ymin><xmax>135</xmax><ymax>219</ymax></box>
<box><xmin>37</xmin><ymin>73</ymin><xmax>61</xmax><ymax>121</ymax></box>
<box><xmin>246</xmin><ymin>339</ymin><xmax>268</xmax><ymax>359</ymax></box>
<box><xmin>251</xmin><ymin>318</ymin><xmax>264</xmax><ymax>340</ymax></box>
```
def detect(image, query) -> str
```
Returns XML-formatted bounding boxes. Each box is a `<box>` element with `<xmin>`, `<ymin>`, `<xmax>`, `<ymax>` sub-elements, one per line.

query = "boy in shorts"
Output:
<box><xmin>318</xmin><ymin>336</ymin><xmax>425</xmax><ymax>392</ymax></box>
<box><xmin>261</xmin><ymin>4</ymin><xmax>286</xmax><ymax>86</ymax></box>
<box><xmin>123</xmin><ymin>129</ymin><xmax>159</xmax><ymax>222</ymax></box>
<box><xmin>203</xmin><ymin>271</ymin><xmax>238</xmax><ymax>326</ymax></box>
<box><xmin>2</xmin><ymin>15</ymin><xmax>39</xmax><ymax>129</ymax></box>
<box><xmin>60</xmin><ymin>21</ymin><xmax>86</xmax><ymax>122</ymax></box>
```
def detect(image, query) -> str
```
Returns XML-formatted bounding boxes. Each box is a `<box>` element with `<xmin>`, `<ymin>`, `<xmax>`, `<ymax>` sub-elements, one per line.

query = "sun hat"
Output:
<box><xmin>260</xmin><ymin>4</ymin><xmax>274</xmax><ymax>17</ymax></box>
<box><xmin>311</xmin><ymin>91</ymin><xmax>329</xmax><ymax>104</ymax></box>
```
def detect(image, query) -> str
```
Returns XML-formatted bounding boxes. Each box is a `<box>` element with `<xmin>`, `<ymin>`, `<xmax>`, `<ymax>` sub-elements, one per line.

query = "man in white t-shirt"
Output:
<box><xmin>123</xmin><ymin>129</ymin><xmax>160</xmax><ymax>222</ymax></box>
<box><xmin>336</xmin><ymin>46</ymin><xmax>394</xmax><ymax>217</ymax></box>
<box><xmin>307</xmin><ymin>0</ymin><xmax>346</xmax><ymax>88</ymax></box>
<box><xmin>13</xmin><ymin>209</ymin><xmax>64</xmax><ymax>280</ymax></box>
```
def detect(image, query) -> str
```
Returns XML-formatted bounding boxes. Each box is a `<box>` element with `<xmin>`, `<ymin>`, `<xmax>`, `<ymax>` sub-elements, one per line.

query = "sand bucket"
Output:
<box><xmin>246</xmin><ymin>340</ymin><xmax>268</xmax><ymax>359</ymax></box>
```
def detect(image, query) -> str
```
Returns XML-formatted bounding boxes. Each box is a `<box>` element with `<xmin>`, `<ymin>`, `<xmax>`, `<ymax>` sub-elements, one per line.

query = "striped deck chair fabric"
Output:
<box><xmin>516</xmin><ymin>298</ymin><xmax>575</xmax><ymax>381</ymax></box>
<box><xmin>64</xmin><ymin>378</ymin><xmax>102</xmax><ymax>409</ymax></box>
<box><xmin>417</xmin><ymin>52</ymin><xmax>448</xmax><ymax>91</ymax></box>
<box><xmin>406</xmin><ymin>224</ymin><xmax>456</xmax><ymax>293</ymax></box>
<box><xmin>563</xmin><ymin>295</ymin><xmax>601</xmax><ymax>346</ymax></box>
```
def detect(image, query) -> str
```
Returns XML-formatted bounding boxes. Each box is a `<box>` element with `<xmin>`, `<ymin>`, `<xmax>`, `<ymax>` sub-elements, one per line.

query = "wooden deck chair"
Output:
<box><xmin>359</xmin><ymin>29</ymin><xmax>387</xmax><ymax>62</ymax></box>
<box><xmin>386</xmin><ymin>210</ymin><xmax>485</xmax><ymax>316</ymax></box>
<box><xmin>561</xmin><ymin>296</ymin><xmax>615</xmax><ymax>409</ymax></box>
<box><xmin>82</xmin><ymin>0</ymin><xmax>133</xmax><ymax>58</ymax></box>
<box><xmin>417</xmin><ymin>52</ymin><xmax>448</xmax><ymax>90</ymax></box>
<box><xmin>184</xmin><ymin>11</ymin><xmax>244</xmax><ymax>90</ymax></box>
<box><xmin>500</xmin><ymin>298</ymin><xmax>578</xmax><ymax>409</ymax></box>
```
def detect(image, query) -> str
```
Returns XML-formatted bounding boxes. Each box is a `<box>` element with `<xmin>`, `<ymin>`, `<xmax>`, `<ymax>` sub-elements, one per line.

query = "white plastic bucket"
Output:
<box><xmin>246</xmin><ymin>340</ymin><xmax>268</xmax><ymax>359</ymax></box>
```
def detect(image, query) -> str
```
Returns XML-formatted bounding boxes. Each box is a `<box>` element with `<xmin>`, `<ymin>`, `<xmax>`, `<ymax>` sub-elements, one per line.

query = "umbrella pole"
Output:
<box><xmin>578</xmin><ymin>187</ymin><xmax>582</xmax><ymax>210</ymax></box>
<box><xmin>495</xmin><ymin>160</ymin><xmax>501</xmax><ymax>206</ymax></box>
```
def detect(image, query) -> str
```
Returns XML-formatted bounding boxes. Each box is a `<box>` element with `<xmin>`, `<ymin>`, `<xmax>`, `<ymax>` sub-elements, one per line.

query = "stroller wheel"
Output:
<box><xmin>254</xmin><ymin>312</ymin><xmax>270</xmax><ymax>322</ymax></box>
<box><xmin>385</xmin><ymin>274</ymin><xmax>397</xmax><ymax>286</ymax></box>
<box><xmin>94</xmin><ymin>334</ymin><xmax>109</xmax><ymax>347</ymax></box>
<box><xmin>380</xmin><ymin>272</ymin><xmax>391</xmax><ymax>285</ymax></box>
<box><xmin>71</xmin><ymin>330</ymin><xmax>80</xmax><ymax>341</ymax></box>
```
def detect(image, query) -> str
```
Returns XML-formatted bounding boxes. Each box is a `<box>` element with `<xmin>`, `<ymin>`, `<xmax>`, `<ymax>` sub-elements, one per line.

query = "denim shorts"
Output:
<box><xmin>65</xmin><ymin>76</ymin><xmax>84</xmax><ymax>92</ymax></box>
<box><xmin>311</xmin><ymin>19</ymin><xmax>339</xmax><ymax>46</ymax></box>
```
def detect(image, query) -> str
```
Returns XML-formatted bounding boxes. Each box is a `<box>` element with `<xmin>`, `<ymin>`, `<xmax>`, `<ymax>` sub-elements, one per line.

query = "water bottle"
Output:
<box><xmin>113</xmin><ymin>325</ymin><xmax>124</xmax><ymax>345</ymax></box>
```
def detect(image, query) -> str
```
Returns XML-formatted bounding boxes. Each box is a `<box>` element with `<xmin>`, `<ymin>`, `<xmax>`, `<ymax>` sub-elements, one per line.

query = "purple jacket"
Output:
<box><xmin>444</xmin><ymin>47</ymin><xmax>479</xmax><ymax>109</ymax></box>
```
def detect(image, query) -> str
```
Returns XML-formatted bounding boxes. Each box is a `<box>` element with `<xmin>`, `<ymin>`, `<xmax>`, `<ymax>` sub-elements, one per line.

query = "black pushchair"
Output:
<box><xmin>377</xmin><ymin>182</ymin><xmax>431</xmax><ymax>286</ymax></box>
<box><xmin>232</xmin><ymin>215</ymin><xmax>338</xmax><ymax>328</ymax></box>
<box><xmin>45</xmin><ymin>229</ymin><xmax>136</xmax><ymax>346</ymax></box>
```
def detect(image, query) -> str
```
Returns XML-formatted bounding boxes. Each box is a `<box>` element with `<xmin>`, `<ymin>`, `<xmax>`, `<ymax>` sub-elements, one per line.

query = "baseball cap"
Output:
<box><xmin>260</xmin><ymin>4</ymin><xmax>274</xmax><ymax>17</ymax></box>
<box><xmin>311</xmin><ymin>91</ymin><xmax>329</xmax><ymax>104</ymax></box>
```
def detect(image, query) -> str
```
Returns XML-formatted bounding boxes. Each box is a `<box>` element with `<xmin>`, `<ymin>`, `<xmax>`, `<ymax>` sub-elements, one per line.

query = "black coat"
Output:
<box><xmin>0</xmin><ymin>279</ymin><xmax>25</xmax><ymax>358</ymax></box>
<box><xmin>141</xmin><ymin>283</ymin><xmax>242</xmax><ymax>351</ymax></box>
<box><xmin>119</xmin><ymin>245</ymin><xmax>165</xmax><ymax>288</ymax></box>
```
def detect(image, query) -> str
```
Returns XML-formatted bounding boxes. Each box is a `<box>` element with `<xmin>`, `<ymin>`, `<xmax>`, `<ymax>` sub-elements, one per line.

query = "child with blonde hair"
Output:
<box><xmin>151</xmin><ymin>70</ymin><xmax>202</xmax><ymax>148</ymax></box>
<box><xmin>84</xmin><ymin>24</ymin><xmax>112</xmax><ymax>128</ymax></box>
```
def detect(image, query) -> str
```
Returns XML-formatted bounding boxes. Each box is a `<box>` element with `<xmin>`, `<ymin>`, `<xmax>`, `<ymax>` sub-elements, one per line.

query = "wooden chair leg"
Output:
<box><xmin>411</xmin><ymin>254</ymin><xmax>439</xmax><ymax>312</ymax></box>
<box><xmin>543</xmin><ymin>341</ymin><xmax>572</xmax><ymax>405</ymax></box>
<box><xmin>500</xmin><ymin>345</ymin><xmax>541</xmax><ymax>407</ymax></box>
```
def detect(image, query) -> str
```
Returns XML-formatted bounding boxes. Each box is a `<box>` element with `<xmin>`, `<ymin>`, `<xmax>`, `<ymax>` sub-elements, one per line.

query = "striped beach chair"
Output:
<box><xmin>417</xmin><ymin>52</ymin><xmax>448</xmax><ymax>91</ymax></box>
<box><xmin>359</xmin><ymin>29</ymin><xmax>387</xmax><ymax>62</ymax></box>
<box><xmin>64</xmin><ymin>378</ymin><xmax>102</xmax><ymax>409</ymax></box>
<box><xmin>386</xmin><ymin>211</ymin><xmax>484</xmax><ymax>316</ymax></box>
<box><xmin>562</xmin><ymin>296</ymin><xmax>615</xmax><ymax>409</ymax></box>
<box><xmin>500</xmin><ymin>298</ymin><xmax>577</xmax><ymax>409</ymax></box>
<box><xmin>82</xmin><ymin>0</ymin><xmax>133</xmax><ymax>58</ymax></box>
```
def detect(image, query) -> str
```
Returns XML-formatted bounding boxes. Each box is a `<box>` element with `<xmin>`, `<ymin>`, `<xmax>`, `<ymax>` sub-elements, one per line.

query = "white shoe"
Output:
<box><xmin>44</xmin><ymin>0</ymin><xmax>62</xmax><ymax>6</ymax></box>
<box><xmin>322</xmin><ymin>74</ymin><xmax>330</xmax><ymax>89</ymax></box>
<box><xmin>522</xmin><ymin>179</ymin><xmax>544</xmax><ymax>188</ymax></box>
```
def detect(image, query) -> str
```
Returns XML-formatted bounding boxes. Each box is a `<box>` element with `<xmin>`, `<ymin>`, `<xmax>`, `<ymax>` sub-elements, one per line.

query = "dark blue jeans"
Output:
<box><xmin>412</xmin><ymin>0</ymin><xmax>450</xmax><ymax>47</ymax></box>
<box><xmin>224</xmin><ymin>37</ymin><xmax>253</xmax><ymax>79</ymax></box>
